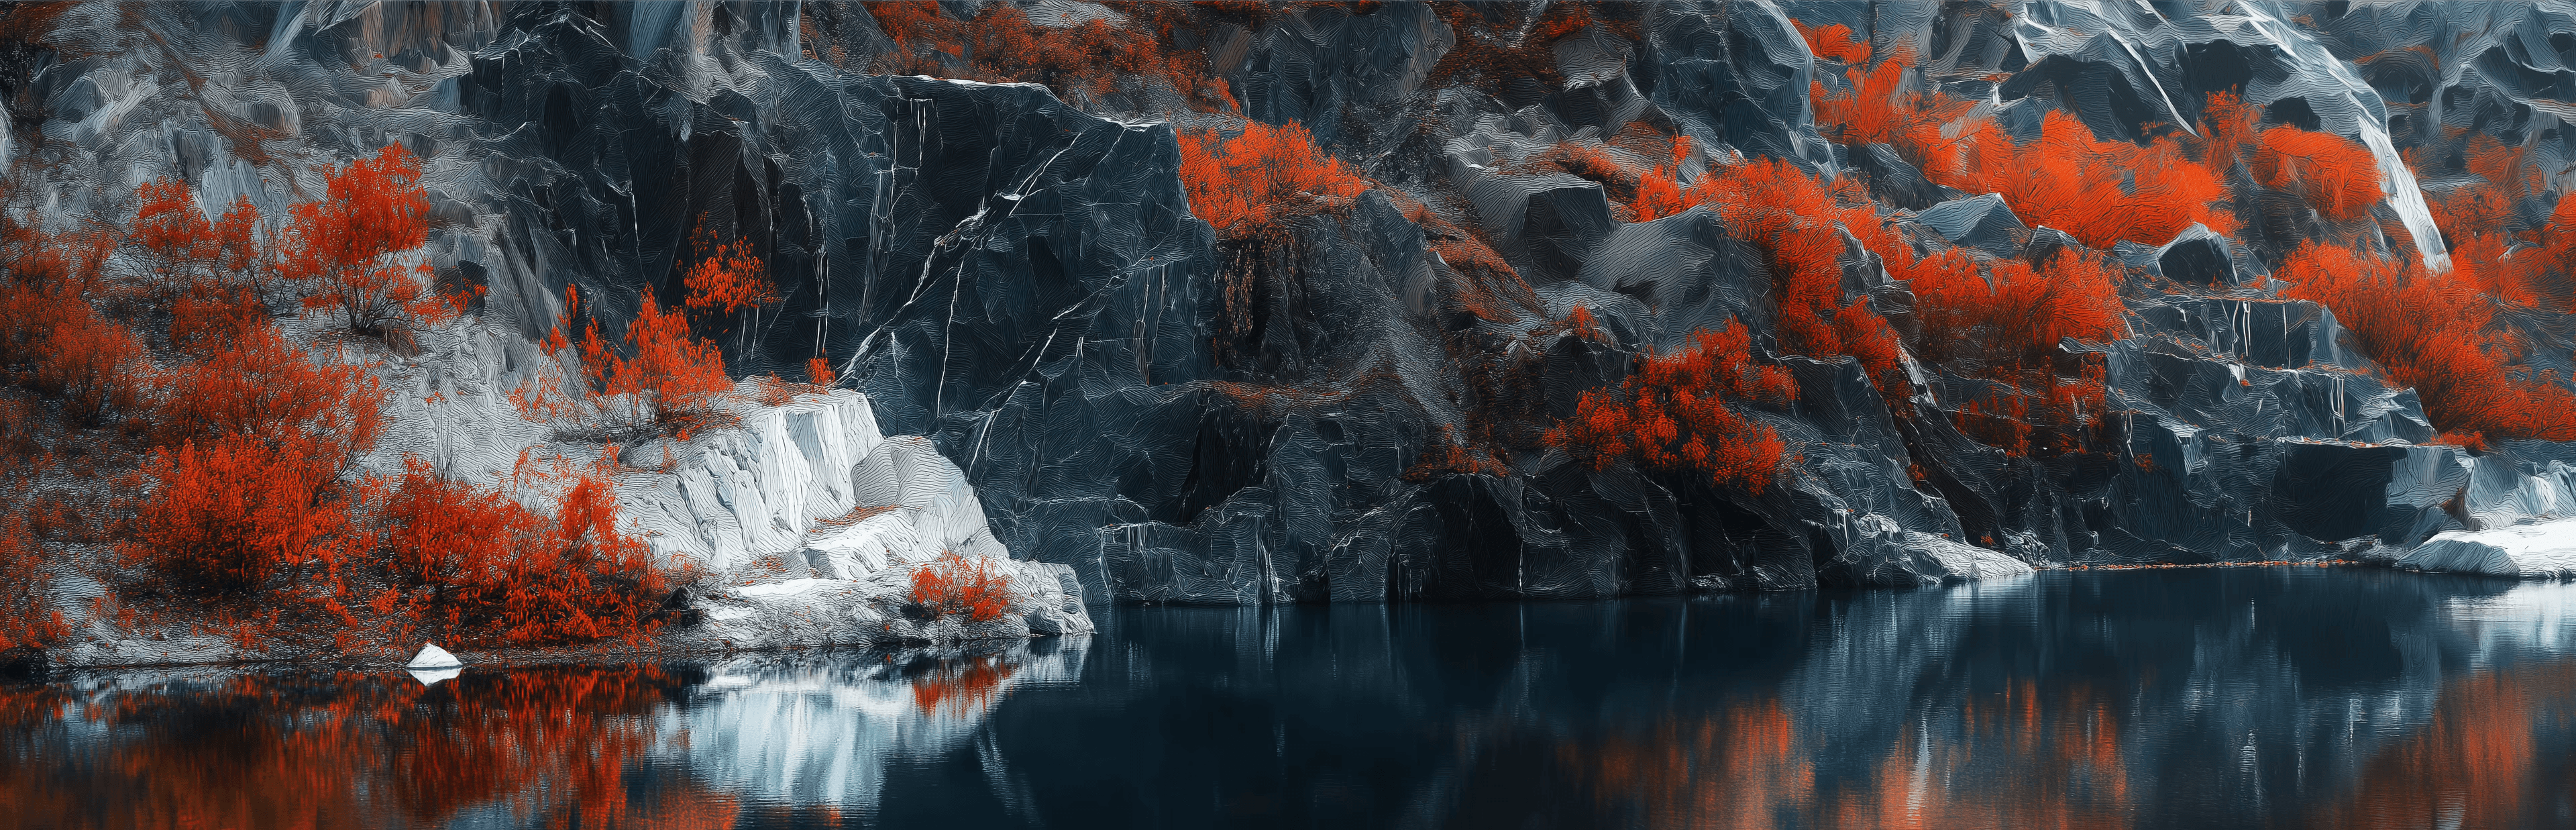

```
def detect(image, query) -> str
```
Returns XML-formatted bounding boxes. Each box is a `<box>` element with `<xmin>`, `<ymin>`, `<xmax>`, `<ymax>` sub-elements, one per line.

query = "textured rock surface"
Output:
<box><xmin>2400</xmin><ymin>522</ymin><xmax>2576</xmax><ymax>577</ymax></box>
<box><xmin>29</xmin><ymin>0</ymin><xmax>2576</xmax><ymax>615</ymax></box>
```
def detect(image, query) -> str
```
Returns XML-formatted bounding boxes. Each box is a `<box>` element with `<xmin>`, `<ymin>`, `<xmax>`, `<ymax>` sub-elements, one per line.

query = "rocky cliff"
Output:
<box><xmin>21</xmin><ymin>0</ymin><xmax>2576</xmax><ymax>617</ymax></box>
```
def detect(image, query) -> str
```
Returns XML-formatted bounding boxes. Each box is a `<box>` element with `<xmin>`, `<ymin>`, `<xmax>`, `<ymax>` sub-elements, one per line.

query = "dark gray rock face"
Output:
<box><xmin>61</xmin><ymin>1</ymin><xmax>2576</xmax><ymax>604</ymax></box>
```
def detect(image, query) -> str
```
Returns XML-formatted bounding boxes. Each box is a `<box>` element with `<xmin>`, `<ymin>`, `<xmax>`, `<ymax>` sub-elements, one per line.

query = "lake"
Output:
<box><xmin>5</xmin><ymin>567</ymin><xmax>2573</xmax><ymax>829</ymax></box>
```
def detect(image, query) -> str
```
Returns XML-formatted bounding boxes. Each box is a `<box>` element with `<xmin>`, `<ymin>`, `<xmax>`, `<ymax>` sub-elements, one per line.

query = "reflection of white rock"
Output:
<box><xmin>407</xmin><ymin>666</ymin><xmax>462</xmax><ymax>686</ymax></box>
<box><xmin>652</xmin><ymin>641</ymin><xmax>1088</xmax><ymax>811</ymax></box>
<box><xmin>2400</xmin><ymin>521</ymin><xmax>2576</xmax><ymax>578</ymax></box>
<box><xmin>2445</xmin><ymin>579</ymin><xmax>2576</xmax><ymax>657</ymax></box>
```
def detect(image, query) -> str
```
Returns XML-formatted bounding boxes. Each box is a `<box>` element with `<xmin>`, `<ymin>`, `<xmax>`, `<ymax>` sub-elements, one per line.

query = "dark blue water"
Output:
<box><xmin>7</xmin><ymin>568</ymin><xmax>2575</xmax><ymax>829</ymax></box>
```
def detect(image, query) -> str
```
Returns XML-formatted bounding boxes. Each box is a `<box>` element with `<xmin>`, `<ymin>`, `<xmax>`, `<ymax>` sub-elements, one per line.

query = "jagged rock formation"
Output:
<box><xmin>25</xmin><ymin>0</ymin><xmax>2576</xmax><ymax>618</ymax></box>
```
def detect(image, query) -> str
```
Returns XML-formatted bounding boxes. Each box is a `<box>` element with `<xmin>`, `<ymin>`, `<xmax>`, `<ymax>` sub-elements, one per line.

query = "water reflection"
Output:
<box><xmin>4</xmin><ymin>569</ymin><xmax>2575</xmax><ymax>829</ymax></box>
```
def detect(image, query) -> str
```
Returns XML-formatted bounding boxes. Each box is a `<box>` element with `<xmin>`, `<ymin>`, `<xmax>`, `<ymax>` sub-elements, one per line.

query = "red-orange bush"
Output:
<box><xmin>680</xmin><ymin>218</ymin><xmax>777</xmax><ymax>336</ymax></box>
<box><xmin>127</xmin><ymin>433</ymin><xmax>358</xmax><ymax>601</ymax></box>
<box><xmin>1909</xmin><ymin>248</ymin><xmax>2127</xmax><ymax>365</ymax></box>
<box><xmin>1545</xmin><ymin>323</ymin><xmax>1797</xmax><ymax>494</ymax></box>
<box><xmin>2251</xmin><ymin>125</ymin><xmax>2384</xmax><ymax>223</ymax></box>
<box><xmin>909</xmin><ymin>550</ymin><xmax>1014</xmax><ymax>622</ymax></box>
<box><xmin>574</xmin><ymin>293</ymin><xmax>733</xmax><ymax>435</ymax></box>
<box><xmin>806</xmin><ymin>356</ymin><xmax>835</xmax><ymax>387</ymax></box>
<box><xmin>158</xmin><ymin>323</ymin><xmax>382</xmax><ymax>470</ymax></box>
<box><xmin>280</xmin><ymin>145</ymin><xmax>443</xmax><ymax>338</ymax></box>
<box><xmin>368</xmin><ymin>459</ymin><xmax>665</xmax><ymax>647</ymax></box>
<box><xmin>1793</xmin><ymin>19</ymin><xmax>1872</xmax><ymax>65</ymax></box>
<box><xmin>131</xmin><ymin>178</ymin><xmax>262</xmax><ymax>288</ymax></box>
<box><xmin>1814</xmin><ymin>58</ymin><xmax>2235</xmax><ymax>248</ymax></box>
<box><xmin>1178</xmin><ymin>120</ymin><xmax>1371</xmax><ymax>235</ymax></box>
<box><xmin>2277</xmin><ymin>242</ymin><xmax>2576</xmax><ymax>444</ymax></box>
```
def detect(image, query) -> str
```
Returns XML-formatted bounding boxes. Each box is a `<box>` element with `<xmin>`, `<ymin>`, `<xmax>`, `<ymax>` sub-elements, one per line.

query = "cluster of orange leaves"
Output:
<box><xmin>1545</xmin><ymin>323</ymin><xmax>1796</xmax><ymax>495</ymax></box>
<box><xmin>1635</xmin><ymin>158</ymin><xmax>1906</xmax><ymax>391</ymax></box>
<box><xmin>908</xmin><ymin>550</ymin><xmax>1015</xmax><ymax>622</ymax></box>
<box><xmin>529</xmin><ymin>282</ymin><xmax>735</xmax><ymax>440</ymax></box>
<box><xmin>278</xmin><ymin>146</ymin><xmax>459</xmax><ymax>339</ymax></box>
<box><xmin>1177</xmin><ymin>120</ymin><xmax>1372</xmax><ymax>236</ymax></box>
<box><xmin>2277</xmin><ymin>242</ymin><xmax>2576</xmax><ymax>445</ymax></box>
<box><xmin>1813</xmin><ymin>55</ymin><xmax>2235</xmax><ymax>248</ymax></box>
<box><xmin>680</xmin><ymin>215</ymin><xmax>778</xmax><ymax>343</ymax></box>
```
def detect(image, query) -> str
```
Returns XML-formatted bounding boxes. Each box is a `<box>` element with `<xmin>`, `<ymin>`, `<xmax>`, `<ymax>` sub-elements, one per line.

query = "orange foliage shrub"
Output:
<box><xmin>908</xmin><ymin>550</ymin><xmax>1014</xmax><ymax>622</ymax></box>
<box><xmin>1947</xmin><ymin>112</ymin><xmax>2235</xmax><ymax>248</ymax></box>
<box><xmin>127</xmin><ymin>433</ymin><xmax>359</xmax><ymax>602</ymax></box>
<box><xmin>1811</xmin><ymin>54</ymin><xmax>1972</xmax><ymax>175</ymax></box>
<box><xmin>0</xmin><ymin>411</ymin><xmax>67</xmax><ymax>650</ymax></box>
<box><xmin>368</xmin><ymin>459</ymin><xmax>665</xmax><ymax>647</ymax></box>
<box><xmin>1910</xmin><ymin>248</ymin><xmax>2127</xmax><ymax>366</ymax></box>
<box><xmin>158</xmin><ymin>323</ymin><xmax>383</xmax><ymax>470</ymax></box>
<box><xmin>1814</xmin><ymin>58</ymin><xmax>2235</xmax><ymax>247</ymax></box>
<box><xmin>1793</xmin><ymin>19</ymin><xmax>1872</xmax><ymax>65</ymax></box>
<box><xmin>806</xmin><ymin>356</ymin><xmax>835</xmax><ymax>387</ymax></box>
<box><xmin>280</xmin><ymin>145</ymin><xmax>444</xmax><ymax>338</ymax></box>
<box><xmin>2277</xmin><ymin>242</ymin><xmax>2576</xmax><ymax>444</ymax></box>
<box><xmin>1545</xmin><ymin>323</ymin><xmax>1796</xmax><ymax>494</ymax></box>
<box><xmin>131</xmin><ymin>178</ymin><xmax>263</xmax><ymax>287</ymax></box>
<box><xmin>680</xmin><ymin>217</ymin><xmax>777</xmax><ymax>328</ymax></box>
<box><xmin>570</xmin><ymin>292</ymin><xmax>733</xmax><ymax>437</ymax></box>
<box><xmin>1701</xmin><ymin>160</ymin><xmax>1907</xmax><ymax>384</ymax></box>
<box><xmin>1177</xmin><ymin>121</ymin><xmax>1371</xmax><ymax>235</ymax></box>
<box><xmin>2422</xmin><ymin>136</ymin><xmax>2548</xmax><ymax>309</ymax></box>
<box><xmin>2251</xmin><ymin>125</ymin><xmax>2384</xmax><ymax>223</ymax></box>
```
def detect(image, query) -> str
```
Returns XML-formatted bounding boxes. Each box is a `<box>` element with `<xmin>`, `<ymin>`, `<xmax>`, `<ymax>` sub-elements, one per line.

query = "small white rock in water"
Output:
<box><xmin>406</xmin><ymin>643</ymin><xmax>464</xmax><ymax>670</ymax></box>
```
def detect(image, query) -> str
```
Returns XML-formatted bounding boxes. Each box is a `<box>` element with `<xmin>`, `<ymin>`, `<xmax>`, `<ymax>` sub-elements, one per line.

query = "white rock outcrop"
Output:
<box><xmin>2398</xmin><ymin>522</ymin><xmax>2576</xmax><ymax>578</ymax></box>
<box><xmin>616</xmin><ymin>382</ymin><xmax>1093</xmax><ymax>650</ymax></box>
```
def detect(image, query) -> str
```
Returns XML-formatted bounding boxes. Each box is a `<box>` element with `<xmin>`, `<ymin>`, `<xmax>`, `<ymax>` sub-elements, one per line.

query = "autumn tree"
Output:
<box><xmin>280</xmin><ymin>145</ymin><xmax>445</xmax><ymax>341</ymax></box>
<box><xmin>538</xmin><ymin>285</ymin><xmax>732</xmax><ymax>440</ymax></box>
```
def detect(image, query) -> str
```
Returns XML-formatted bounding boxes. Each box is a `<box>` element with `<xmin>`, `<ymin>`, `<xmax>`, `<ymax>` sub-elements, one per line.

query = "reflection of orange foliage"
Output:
<box><xmin>1833</xmin><ymin>680</ymin><xmax>2132</xmax><ymax>829</ymax></box>
<box><xmin>1177</xmin><ymin>121</ymin><xmax>1372</xmax><ymax>236</ymax></box>
<box><xmin>2318</xmin><ymin>662</ymin><xmax>2576</xmax><ymax>830</ymax></box>
<box><xmin>0</xmin><ymin>668</ymin><xmax>734</xmax><ymax>830</ymax></box>
<box><xmin>1545</xmin><ymin>323</ymin><xmax>1795</xmax><ymax>494</ymax></box>
<box><xmin>1569</xmin><ymin>699</ymin><xmax>1814</xmax><ymax>829</ymax></box>
<box><xmin>911</xmin><ymin>653</ymin><xmax>1018</xmax><ymax>719</ymax></box>
<box><xmin>2277</xmin><ymin>242</ymin><xmax>2576</xmax><ymax>444</ymax></box>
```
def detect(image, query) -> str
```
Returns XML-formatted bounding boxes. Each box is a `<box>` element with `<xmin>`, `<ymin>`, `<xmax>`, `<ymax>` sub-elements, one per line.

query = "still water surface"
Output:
<box><xmin>6</xmin><ymin>568</ymin><xmax>2575</xmax><ymax>829</ymax></box>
